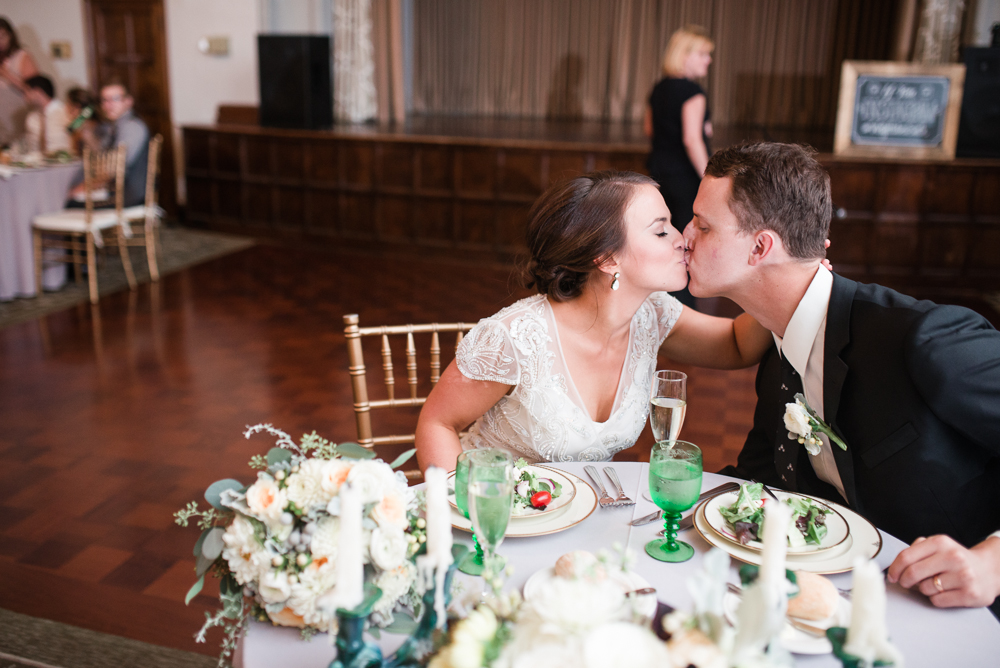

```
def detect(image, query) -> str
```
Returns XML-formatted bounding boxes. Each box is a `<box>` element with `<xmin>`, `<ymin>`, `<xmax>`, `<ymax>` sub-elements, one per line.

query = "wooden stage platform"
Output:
<box><xmin>182</xmin><ymin>116</ymin><xmax>1000</xmax><ymax>292</ymax></box>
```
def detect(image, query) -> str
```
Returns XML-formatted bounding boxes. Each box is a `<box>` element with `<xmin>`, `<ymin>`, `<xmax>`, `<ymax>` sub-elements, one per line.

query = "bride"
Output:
<box><xmin>415</xmin><ymin>171</ymin><xmax>772</xmax><ymax>470</ymax></box>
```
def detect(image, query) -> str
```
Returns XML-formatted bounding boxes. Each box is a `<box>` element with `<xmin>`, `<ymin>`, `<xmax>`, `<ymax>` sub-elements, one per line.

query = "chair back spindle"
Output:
<box><xmin>342</xmin><ymin>314</ymin><xmax>475</xmax><ymax>480</ymax></box>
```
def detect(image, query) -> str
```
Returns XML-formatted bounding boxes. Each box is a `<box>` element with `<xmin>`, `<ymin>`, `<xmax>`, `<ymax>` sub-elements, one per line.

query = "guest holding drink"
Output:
<box><xmin>644</xmin><ymin>25</ymin><xmax>715</xmax><ymax>308</ymax></box>
<box><xmin>415</xmin><ymin>170</ymin><xmax>775</xmax><ymax>472</ymax></box>
<box><xmin>66</xmin><ymin>87</ymin><xmax>101</xmax><ymax>156</ymax></box>
<box><xmin>0</xmin><ymin>17</ymin><xmax>38</xmax><ymax>145</ymax></box>
<box><xmin>23</xmin><ymin>76</ymin><xmax>72</xmax><ymax>155</ymax></box>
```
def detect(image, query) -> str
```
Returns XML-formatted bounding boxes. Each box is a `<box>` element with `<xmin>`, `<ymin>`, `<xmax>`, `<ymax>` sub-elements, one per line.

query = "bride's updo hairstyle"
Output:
<box><xmin>523</xmin><ymin>170</ymin><xmax>658</xmax><ymax>302</ymax></box>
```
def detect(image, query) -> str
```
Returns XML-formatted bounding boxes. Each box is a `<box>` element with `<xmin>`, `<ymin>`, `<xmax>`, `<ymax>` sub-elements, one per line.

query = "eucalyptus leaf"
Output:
<box><xmin>185</xmin><ymin>574</ymin><xmax>205</xmax><ymax>605</ymax></box>
<box><xmin>205</xmin><ymin>478</ymin><xmax>244</xmax><ymax>510</ymax></box>
<box><xmin>368</xmin><ymin>627</ymin><xmax>381</xmax><ymax>640</ymax></box>
<box><xmin>201</xmin><ymin>527</ymin><xmax>226</xmax><ymax>560</ymax></box>
<box><xmin>388</xmin><ymin>448</ymin><xmax>416</xmax><ymax>470</ymax></box>
<box><xmin>196</xmin><ymin>552</ymin><xmax>216</xmax><ymax>577</ymax></box>
<box><xmin>267</xmin><ymin>447</ymin><xmax>293</xmax><ymax>466</ymax></box>
<box><xmin>193</xmin><ymin>527</ymin><xmax>211</xmax><ymax>557</ymax></box>
<box><xmin>335</xmin><ymin>442</ymin><xmax>376</xmax><ymax>460</ymax></box>
<box><xmin>381</xmin><ymin>611</ymin><xmax>418</xmax><ymax>635</ymax></box>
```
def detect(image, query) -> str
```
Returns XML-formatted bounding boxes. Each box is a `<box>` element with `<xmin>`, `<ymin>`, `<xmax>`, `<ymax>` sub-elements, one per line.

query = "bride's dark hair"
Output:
<box><xmin>522</xmin><ymin>170</ymin><xmax>658</xmax><ymax>301</ymax></box>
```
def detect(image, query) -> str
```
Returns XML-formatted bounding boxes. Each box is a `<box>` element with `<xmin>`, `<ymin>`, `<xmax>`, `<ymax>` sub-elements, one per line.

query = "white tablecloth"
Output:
<box><xmin>0</xmin><ymin>162</ymin><xmax>80</xmax><ymax>301</ymax></box>
<box><xmin>235</xmin><ymin>464</ymin><xmax>1000</xmax><ymax>667</ymax></box>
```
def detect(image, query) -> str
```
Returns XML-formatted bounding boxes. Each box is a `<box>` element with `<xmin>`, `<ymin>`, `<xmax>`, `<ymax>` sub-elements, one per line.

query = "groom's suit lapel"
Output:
<box><xmin>824</xmin><ymin>274</ymin><xmax>859</xmax><ymax>509</ymax></box>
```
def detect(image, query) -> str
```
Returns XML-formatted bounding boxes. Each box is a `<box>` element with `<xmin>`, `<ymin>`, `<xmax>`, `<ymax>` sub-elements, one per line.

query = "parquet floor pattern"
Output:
<box><xmin>2</xmin><ymin>242</ymin><xmax>995</xmax><ymax>657</ymax></box>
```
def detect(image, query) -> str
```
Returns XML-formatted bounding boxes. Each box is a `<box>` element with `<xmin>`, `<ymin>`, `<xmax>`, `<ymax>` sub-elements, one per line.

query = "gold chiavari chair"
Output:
<box><xmin>343</xmin><ymin>314</ymin><xmax>474</xmax><ymax>482</ymax></box>
<box><xmin>32</xmin><ymin>144</ymin><xmax>132</xmax><ymax>304</ymax></box>
<box><xmin>119</xmin><ymin>134</ymin><xmax>164</xmax><ymax>281</ymax></box>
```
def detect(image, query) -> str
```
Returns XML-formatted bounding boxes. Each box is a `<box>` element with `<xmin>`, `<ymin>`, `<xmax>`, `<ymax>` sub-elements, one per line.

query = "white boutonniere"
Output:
<box><xmin>784</xmin><ymin>393</ymin><xmax>848</xmax><ymax>456</ymax></box>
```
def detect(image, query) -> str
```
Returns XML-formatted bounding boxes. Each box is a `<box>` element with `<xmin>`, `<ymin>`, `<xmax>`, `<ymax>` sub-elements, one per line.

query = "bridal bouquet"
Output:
<box><xmin>175</xmin><ymin>424</ymin><xmax>424</xmax><ymax>667</ymax></box>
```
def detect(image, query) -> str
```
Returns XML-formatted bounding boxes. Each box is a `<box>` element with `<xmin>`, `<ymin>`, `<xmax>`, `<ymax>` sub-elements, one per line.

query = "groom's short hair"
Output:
<box><xmin>705</xmin><ymin>142</ymin><xmax>830</xmax><ymax>260</ymax></box>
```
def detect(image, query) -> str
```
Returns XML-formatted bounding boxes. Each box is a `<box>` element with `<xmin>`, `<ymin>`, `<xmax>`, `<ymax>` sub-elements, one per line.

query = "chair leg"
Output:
<box><xmin>72</xmin><ymin>235</ymin><xmax>83</xmax><ymax>284</ymax></box>
<box><xmin>87</xmin><ymin>235</ymin><xmax>98</xmax><ymax>304</ymax></box>
<box><xmin>33</xmin><ymin>228</ymin><xmax>43</xmax><ymax>295</ymax></box>
<box><xmin>146</xmin><ymin>218</ymin><xmax>159</xmax><ymax>281</ymax></box>
<box><xmin>117</xmin><ymin>227</ymin><xmax>136</xmax><ymax>289</ymax></box>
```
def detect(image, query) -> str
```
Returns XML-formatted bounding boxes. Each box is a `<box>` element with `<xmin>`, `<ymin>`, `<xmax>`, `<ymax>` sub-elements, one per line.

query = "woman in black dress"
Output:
<box><xmin>644</xmin><ymin>26</ymin><xmax>714</xmax><ymax>307</ymax></box>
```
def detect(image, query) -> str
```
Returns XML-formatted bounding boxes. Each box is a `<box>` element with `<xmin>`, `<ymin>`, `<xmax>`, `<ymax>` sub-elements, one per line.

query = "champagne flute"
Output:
<box><xmin>466</xmin><ymin>449</ymin><xmax>514</xmax><ymax>589</ymax></box>
<box><xmin>644</xmin><ymin>370</ymin><xmax>688</xmax><ymax>502</ymax></box>
<box><xmin>454</xmin><ymin>450</ymin><xmax>485</xmax><ymax>575</ymax></box>
<box><xmin>649</xmin><ymin>370</ymin><xmax>687</xmax><ymax>443</ymax></box>
<box><xmin>645</xmin><ymin>440</ymin><xmax>702</xmax><ymax>563</ymax></box>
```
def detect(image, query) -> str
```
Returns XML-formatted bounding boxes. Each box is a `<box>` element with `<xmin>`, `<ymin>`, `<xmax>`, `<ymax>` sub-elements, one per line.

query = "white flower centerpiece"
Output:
<box><xmin>175</xmin><ymin>424</ymin><xmax>427</xmax><ymax>667</ymax></box>
<box><xmin>783</xmin><ymin>393</ymin><xmax>847</xmax><ymax>456</ymax></box>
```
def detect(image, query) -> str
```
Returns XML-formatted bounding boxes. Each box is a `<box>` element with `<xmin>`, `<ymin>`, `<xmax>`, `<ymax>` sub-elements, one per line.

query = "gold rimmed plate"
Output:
<box><xmin>449</xmin><ymin>468</ymin><xmax>598</xmax><ymax>538</ymax></box>
<box><xmin>692</xmin><ymin>497</ymin><xmax>882</xmax><ymax>575</ymax></box>
<box><xmin>704</xmin><ymin>490</ymin><xmax>850</xmax><ymax>555</ymax></box>
<box><xmin>448</xmin><ymin>465</ymin><xmax>577</xmax><ymax>521</ymax></box>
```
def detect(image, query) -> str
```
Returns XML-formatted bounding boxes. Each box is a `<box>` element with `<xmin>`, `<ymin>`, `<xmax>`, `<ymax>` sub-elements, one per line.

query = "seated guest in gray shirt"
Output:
<box><xmin>68</xmin><ymin>81</ymin><xmax>149</xmax><ymax>207</ymax></box>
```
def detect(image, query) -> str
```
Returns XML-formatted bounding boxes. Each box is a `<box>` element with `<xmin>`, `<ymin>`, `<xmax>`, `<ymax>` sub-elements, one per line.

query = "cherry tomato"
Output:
<box><xmin>530</xmin><ymin>490</ymin><xmax>552</xmax><ymax>509</ymax></box>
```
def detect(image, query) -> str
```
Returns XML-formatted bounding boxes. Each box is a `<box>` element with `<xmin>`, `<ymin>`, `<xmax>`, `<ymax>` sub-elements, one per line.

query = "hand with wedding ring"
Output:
<box><xmin>887</xmin><ymin>534</ymin><xmax>1000</xmax><ymax>608</ymax></box>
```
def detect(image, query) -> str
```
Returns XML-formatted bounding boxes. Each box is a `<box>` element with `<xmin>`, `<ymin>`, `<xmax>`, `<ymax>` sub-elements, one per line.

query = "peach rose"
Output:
<box><xmin>371</xmin><ymin>490</ymin><xmax>407</xmax><ymax>529</ymax></box>
<box><xmin>245</xmin><ymin>473</ymin><xmax>286</xmax><ymax>523</ymax></box>
<box><xmin>320</xmin><ymin>460</ymin><xmax>352</xmax><ymax>496</ymax></box>
<box><xmin>268</xmin><ymin>606</ymin><xmax>306</xmax><ymax>628</ymax></box>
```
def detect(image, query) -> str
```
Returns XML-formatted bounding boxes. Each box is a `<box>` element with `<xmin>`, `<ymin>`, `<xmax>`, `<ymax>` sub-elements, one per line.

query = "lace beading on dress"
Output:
<box><xmin>456</xmin><ymin>292</ymin><xmax>683</xmax><ymax>463</ymax></box>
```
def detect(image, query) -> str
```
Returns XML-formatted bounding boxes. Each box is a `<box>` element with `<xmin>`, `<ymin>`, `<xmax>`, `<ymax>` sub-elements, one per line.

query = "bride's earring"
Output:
<box><xmin>611</xmin><ymin>272</ymin><xmax>620</xmax><ymax>291</ymax></box>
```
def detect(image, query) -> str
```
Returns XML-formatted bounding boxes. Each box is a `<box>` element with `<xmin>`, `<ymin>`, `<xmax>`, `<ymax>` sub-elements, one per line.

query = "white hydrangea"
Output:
<box><xmin>287</xmin><ymin>558</ymin><xmax>338</xmax><ymax>627</ymax></box>
<box><xmin>373</xmin><ymin>562</ymin><xmax>417</xmax><ymax>617</ymax></box>
<box><xmin>221</xmin><ymin>515</ymin><xmax>269</xmax><ymax>585</ymax></box>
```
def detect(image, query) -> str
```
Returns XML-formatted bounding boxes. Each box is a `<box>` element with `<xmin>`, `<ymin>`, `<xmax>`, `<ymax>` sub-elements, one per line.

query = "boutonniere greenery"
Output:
<box><xmin>783</xmin><ymin>393</ymin><xmax>848</xmax><ymax>455</ymax></box>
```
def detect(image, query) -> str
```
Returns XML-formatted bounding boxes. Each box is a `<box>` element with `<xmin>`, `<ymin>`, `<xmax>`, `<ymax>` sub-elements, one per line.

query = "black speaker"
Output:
<box><xmin>956</xmin><ymin>47</ymin><xmax>1000</xmax><ymax>158</ymax></box>
<box><xmin>258</xmin><ymin>35</ymin><xmax>332</xmax><ymax>130</ymax></box>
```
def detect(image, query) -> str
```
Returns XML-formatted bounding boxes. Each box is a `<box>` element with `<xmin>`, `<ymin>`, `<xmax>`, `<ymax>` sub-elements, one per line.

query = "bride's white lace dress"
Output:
<box><xmin>455</xmin><ymin>292</ymin><xmax>683</xmax><ymax>462</ymax></box>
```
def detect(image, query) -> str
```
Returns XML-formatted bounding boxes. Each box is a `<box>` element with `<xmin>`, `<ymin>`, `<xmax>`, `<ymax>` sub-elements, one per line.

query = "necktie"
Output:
<box><xmin>775</xmin><ymin>352</ymin><xmax>804</xmax><ymax>490</ymax></box>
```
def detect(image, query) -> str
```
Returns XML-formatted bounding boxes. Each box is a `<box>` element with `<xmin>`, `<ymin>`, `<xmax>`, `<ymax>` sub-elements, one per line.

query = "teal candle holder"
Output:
<box><xmin>826</xmin><ymin>627</ymin><xmax>895</xmax><ymax>668</ymax></box>
<box><xmin>332</xmin><ymin>545</ymin><xmax>468</xmax><ymax>668</ymax></box>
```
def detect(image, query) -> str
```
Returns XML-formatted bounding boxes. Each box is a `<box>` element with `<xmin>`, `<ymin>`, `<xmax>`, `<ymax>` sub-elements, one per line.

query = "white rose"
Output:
<box><xmin>320</xmin><ymin>460</ymin><xmax>352</xmax><ymax>496</ymax></box>
<box><xmin>370</xmin><ymin>526</ymin><xmax>408</xmax><ymax>570</ymax></box>
<box><xmin>449</xmin><ymin>636</ymin><xmax>484</xmax><ymax>668</ymax></box>
<box><xmin>461</xmin><ymin>606</ymin><xmax>498</xmax><ymax>641</ymax></box>
<box><xmin>245</xmin><ymin>473</ymin><xmax>287</xmax><ymax>523</ymax></box>
<box><xmin>285</xmin><ymin>466</ymin><xmax>325</xmax><ymax>513</ymax></box>
<box><xmin>347</xmin><ymin>461</ymin><xmax>389</xmax><ymax>504</ymax></box>
<box><xmin>221</xmin><ymin>515</ymin><xmax>268</xmax><ymax>585</ymax></box>
<box><xmin>783</xmin><ymin>401</ymin><xmax>812</xmax><ymax>438</ymax></box>
<box><xmin>515</xmin><ymin>481</ymin><xmax>529</xmax><ymax>498</ymax></box>
<box><xmin>259</xmin><ymin>570</ymin><xmax>292</xmax><ymax>604</ymax></box>
<box><xmin>310</xmin><ymin>516</ymin><xmax>341</xmax><ymax>560</ymax></box>
<box><xmin>371</xmin><ymin>490</ymin><xmax>408</xmax><ymax>529</ymax></box>
<box><xmin>582</xmin><ymin>623</ymin><xmax>670</xmax><ymax>668</ymax></box>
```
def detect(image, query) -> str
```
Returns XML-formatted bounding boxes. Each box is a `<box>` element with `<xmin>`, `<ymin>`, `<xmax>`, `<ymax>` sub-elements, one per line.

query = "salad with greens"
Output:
<box><xmin>718</xmin><ymin>482</ymin><xmax>828</xmax><ymax>547</ymax></box>
<box><xmin>512</xmin><ymin>458</ymin><xmax>563</xmax><ymax>514</ymax></box>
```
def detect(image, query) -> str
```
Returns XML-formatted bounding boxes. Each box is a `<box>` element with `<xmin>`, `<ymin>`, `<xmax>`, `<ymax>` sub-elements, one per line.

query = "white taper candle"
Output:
<box><xmin>333</xmin><ymin>481</ymin><xmax>364</xmax><ymax>610</ymax></box>
<box><xmin>759</xmin><ymin>496</ymin><xmax>791</xmax><ymax>589</ymax></box>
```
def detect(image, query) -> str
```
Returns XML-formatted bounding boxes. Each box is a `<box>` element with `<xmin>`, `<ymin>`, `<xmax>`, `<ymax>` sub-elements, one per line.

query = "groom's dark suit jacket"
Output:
<box><xmin>723</xmin><ymin>274</ymin><xmax>1000</xmax><ymax>551</ymax></box>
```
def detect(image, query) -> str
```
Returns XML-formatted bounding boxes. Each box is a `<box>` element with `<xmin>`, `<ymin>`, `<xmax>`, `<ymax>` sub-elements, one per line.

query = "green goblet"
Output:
<box><xmin>466</xmin><ymin>448</ymin><xmax>514</xmax><ymax>589</ymax></box>
<box><xmin>454</xmin><ymin>450</ymin><xmax>491</xmax><ymax>575</ymax></box>
<box><xmin>645</xmin><ymin>440</ymin><xmax>703</xmax><ymax>563</ymax></box>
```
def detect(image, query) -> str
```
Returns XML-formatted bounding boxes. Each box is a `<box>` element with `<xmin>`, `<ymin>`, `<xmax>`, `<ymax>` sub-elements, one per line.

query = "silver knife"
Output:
<box><xmin>630</xmin><ymin>481</ymin><xmax>740</xmax><ymax>526</ymax></box>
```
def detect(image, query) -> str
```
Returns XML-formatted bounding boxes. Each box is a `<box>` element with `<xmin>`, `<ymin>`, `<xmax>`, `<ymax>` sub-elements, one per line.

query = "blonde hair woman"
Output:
<box><xmin>644</xmin><ymin>25</ymin><xmax>714</xmax><ymax>307</ymax></box>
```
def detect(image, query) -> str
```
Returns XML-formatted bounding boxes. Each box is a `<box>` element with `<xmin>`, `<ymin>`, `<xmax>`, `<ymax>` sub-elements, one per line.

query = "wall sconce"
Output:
<box><xmin>198</xmin><ymin>36</ymin><xmax>230</xmax><ymax>56</ymax></box>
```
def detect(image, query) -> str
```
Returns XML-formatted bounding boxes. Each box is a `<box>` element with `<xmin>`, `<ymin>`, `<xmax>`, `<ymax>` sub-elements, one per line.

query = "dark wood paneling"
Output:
<box><xmin>182</xmin><ymin>124</ymin><xmax>1000</xmax><ymax>289</ymax></box>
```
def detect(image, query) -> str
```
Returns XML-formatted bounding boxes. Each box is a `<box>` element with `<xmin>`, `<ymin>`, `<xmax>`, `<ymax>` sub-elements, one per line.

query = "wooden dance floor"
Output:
<box><xmin>1</xmin><ymin>241</ymin><xmax>997</xmax><ymax>655</ymax></box>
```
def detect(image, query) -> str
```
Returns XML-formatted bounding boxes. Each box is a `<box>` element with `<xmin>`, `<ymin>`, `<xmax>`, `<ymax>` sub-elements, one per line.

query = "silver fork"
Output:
<box><xmin>603</xmin><ymin>466</ymin><xmax>635</xmax><ymax>506</ymax></box>
<box><xmin>584</xmin><ymin>465</ymin><xmax>617</xmax><ymax>508</ymax></box>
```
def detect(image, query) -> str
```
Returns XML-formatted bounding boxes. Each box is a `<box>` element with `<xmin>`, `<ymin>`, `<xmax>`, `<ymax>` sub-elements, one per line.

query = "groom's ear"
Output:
<box><xmin>748</xmin><ymin>231</ymin><xmax>777</xmax><ymax>266</ymax></box>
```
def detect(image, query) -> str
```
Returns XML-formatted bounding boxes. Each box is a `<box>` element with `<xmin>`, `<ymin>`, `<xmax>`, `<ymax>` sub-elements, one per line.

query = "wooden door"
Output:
<box><xmin>84</xmin><ymin>0</ymin><xmax>176</xmax><ymax>213</ymax></box>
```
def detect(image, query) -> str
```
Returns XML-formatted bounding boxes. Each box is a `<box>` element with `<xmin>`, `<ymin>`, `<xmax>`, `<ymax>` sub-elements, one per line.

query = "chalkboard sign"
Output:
<box><xmin>852</xmin><ymin>75</ymin><xmax>950</xmax><ymax>147</ymax></box>
<box><xmin>835</xmin><ymin>61</ymin><xmax>965</xmax><ymax>160</ymax></box>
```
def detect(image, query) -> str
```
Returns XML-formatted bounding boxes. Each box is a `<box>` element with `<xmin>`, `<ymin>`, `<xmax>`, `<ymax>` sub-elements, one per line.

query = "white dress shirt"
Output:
<box><xmin>771</xmin><ymin>266</ymin><xmax>848</xmax><ymax>502</ymax></box>
<box><xmin>23</xmin><ymin>99</ymin><xmax>72</xmax><ymax>154</ymax></box>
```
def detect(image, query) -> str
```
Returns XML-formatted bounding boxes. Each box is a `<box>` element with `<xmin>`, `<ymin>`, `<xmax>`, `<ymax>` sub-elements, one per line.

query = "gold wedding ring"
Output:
<box><xmin>933</xmin><ymin>575</ymin><xmax>945</xmax><ymax>593</ymax></box>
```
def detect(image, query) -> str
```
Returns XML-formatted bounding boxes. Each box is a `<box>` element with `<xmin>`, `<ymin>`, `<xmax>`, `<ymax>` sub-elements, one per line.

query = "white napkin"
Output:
<box><xmin>0</xmin><ymin>165</ymin><xmax>15</xmax><ymax>180</ymax></box>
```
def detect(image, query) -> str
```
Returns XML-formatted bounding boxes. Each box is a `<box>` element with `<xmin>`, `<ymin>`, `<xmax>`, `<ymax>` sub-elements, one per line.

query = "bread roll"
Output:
<box><xmin>787</xmin><ymin>571</ymin><xmax>839</xmax><ymax>621</ymax></box>
<box><xmin>554</xmin><ymin>550</ymin><xmax>606</xmax><ymax>581</ymax></box>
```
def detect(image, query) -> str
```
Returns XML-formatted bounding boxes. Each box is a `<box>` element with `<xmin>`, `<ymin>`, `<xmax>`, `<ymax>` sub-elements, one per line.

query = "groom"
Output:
<box><xmin>684</xmin><ymin>141</ymin><xmax>1000</xmax><ymax>613</ymax></box>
